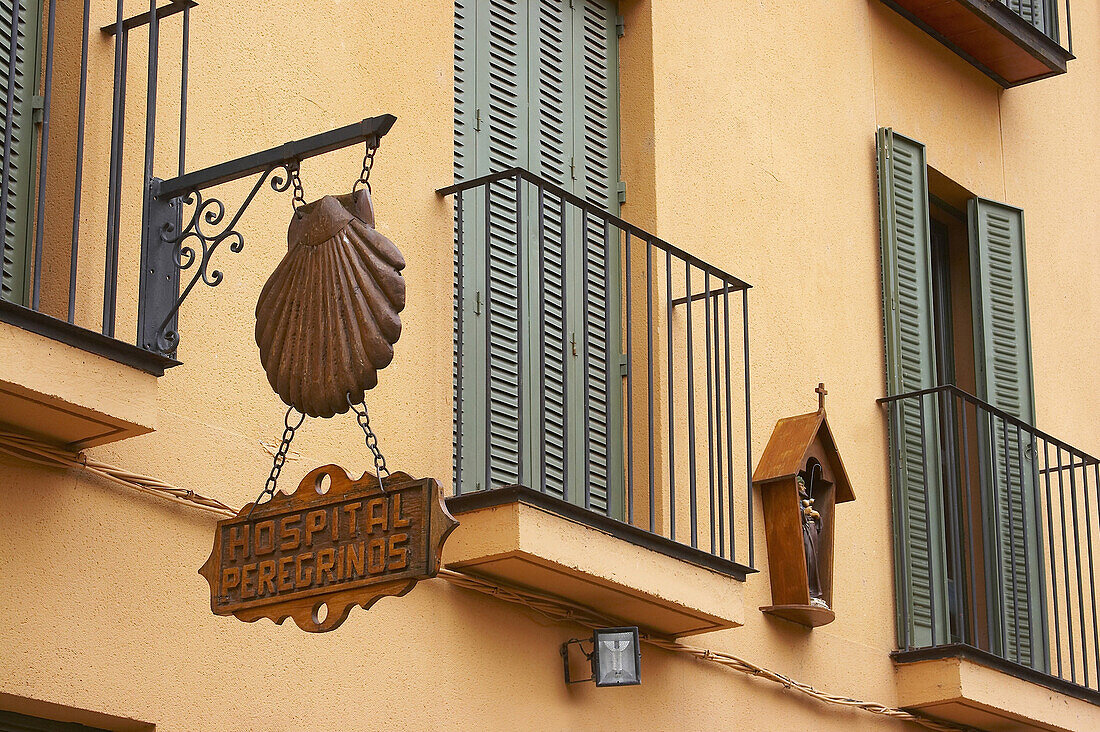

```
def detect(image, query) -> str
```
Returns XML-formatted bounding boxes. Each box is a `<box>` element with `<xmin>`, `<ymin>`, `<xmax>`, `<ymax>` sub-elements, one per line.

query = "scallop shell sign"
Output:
<box><xmin>255</xmin><ymin>187</ymin><xmax>405</xmax><ymax>418</ymax></box>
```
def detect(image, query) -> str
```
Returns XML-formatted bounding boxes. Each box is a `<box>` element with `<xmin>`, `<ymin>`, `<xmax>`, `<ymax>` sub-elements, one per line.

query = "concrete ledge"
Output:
<box><xmin>0</xmin><ymin>321</ymin><xmax>158</xmax><ymax>449</ymax></box>
<box><xmin>895</xmin><ymin>651</ymin><xmax>1100</xmax><ymax>731</ymax></box>
<box><xmin>443</xmin><ymin>490</ymin><xmax>744</xmax><ymax>637</ymax></box>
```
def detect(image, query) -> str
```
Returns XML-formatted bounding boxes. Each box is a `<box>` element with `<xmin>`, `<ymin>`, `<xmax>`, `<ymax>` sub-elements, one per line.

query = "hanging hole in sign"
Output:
<box><xmin>313</xmin><ymin>602</ymin><xmax>329</xmax><ymax>624</ymax></box>
<box><xmin>315</xmin><ymin>473</ymin><xmax>331</xmax><ymax>495</ymax></box>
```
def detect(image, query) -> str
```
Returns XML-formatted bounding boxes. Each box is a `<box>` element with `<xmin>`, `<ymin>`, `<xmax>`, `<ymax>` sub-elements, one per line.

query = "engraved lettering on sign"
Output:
<box><xmin>213</xmin><ymin>486</ymin><xmax>423</xmax><ymax>607</ymax></box>
<box><xmin>200</xmin><ymin>466</ymin><xmax>458</xmax><ymax>632</ymax></box>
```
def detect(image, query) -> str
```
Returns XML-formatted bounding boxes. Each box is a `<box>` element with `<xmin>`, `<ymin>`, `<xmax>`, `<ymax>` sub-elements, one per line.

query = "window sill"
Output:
<box><xmin>893</xmin><ymin>645</ymin><xmax>1100</xmax><ymax>731</ymax></box>
<box><xmin>878</xmin><ymin>0</ymin><xmax>1074</xmax><ymax>87</ymax></box>
<box><xmin>0</xmin><ymin>312</ymin><xmax>162</xmax><ymax>449</ymax></box>
<box><xmin>444</xmin><ymin>486</ymin><xmax>746</xmax><ymax>637</ymax></box>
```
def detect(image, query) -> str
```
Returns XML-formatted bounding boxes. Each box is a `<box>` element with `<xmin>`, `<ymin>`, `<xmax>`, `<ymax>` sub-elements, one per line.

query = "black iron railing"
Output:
<box><xmin>439</xmin><ymin>168</ymin><xmax>755</xmax><ymax>575</ymax></box>
<box><xmin>881</xmin><ymin>385</ymin><xmax>1100</xmax><ymax>693</ymax></box>
<box><xmin>0</xmin><ymin>0</ymin><xmax>193</xmax><ymax>373</ymax></box>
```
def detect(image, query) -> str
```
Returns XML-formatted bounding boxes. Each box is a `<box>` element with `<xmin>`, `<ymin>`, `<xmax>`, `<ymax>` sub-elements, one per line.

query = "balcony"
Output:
<box><xmin>438</xmin><ymin>169</ymin><xmax>755</xmax><ymax>635</ymax></box>
<box><xmin>880</xmin><ymin>385</ymin><xmax>1100</xmax><ymax>729</ymax></box>
<box><xmin>0</xmin><ymin>1</ymin><xmax>197</xmax><ymax>376</ymax></box>
<box><xmin>0</xmin><ymin>2</ymin><xmax>200</xmax><ymax>447</ymax></box>
<box><xmin>878</xmin><ymin>0</ymin><xmax>1075</xmax><ymax>87</ymax></box>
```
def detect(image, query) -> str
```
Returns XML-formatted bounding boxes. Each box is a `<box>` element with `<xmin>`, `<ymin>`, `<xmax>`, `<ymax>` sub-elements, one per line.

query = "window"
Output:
<box><xmin>877</xmin><ymin>128</ymin><xmax>1046</xmax><ymax>669</ymax></box>
<box><xmin>0</xmin><ymin>0</ymin><xmax>42</xmax><ymax>306</ymax></box>
<box><xmin>453</xmin><ymin>0</ymin><xmax>624</xmax><ymax>515</ymax></box>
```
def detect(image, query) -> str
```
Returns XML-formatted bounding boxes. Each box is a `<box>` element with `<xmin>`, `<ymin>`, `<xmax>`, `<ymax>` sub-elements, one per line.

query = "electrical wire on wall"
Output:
<box><xmin>0</xmin><ymin>431</ymin><xmax>973</xmax><ymax>732</ymax></box>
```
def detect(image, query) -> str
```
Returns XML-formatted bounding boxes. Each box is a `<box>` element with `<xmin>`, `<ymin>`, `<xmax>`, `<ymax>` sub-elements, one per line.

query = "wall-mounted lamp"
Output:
<box><xmin>560</xmin><ymin>627</ymin><xmax>641</xmax><ymax>687</ymax></box>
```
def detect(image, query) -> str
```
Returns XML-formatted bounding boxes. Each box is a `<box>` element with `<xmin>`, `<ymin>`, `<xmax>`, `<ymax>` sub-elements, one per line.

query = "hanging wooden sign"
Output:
<box><xmin>200</xmin><ymin>464</ymin><xmax>457</xmax><ymax>632</ymax></box>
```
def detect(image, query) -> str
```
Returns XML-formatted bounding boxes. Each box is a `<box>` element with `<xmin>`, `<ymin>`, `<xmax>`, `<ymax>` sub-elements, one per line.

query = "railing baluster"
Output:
<box><xmin>1079</xmin><ymin>451</ymin><xmax>1099</xmax><ymax>689</ymax></box>
<box><xmin>179</xmin><ymin>2</ymin><xmax>190</xmax><ymax>176</ymax></box>
<box><xmin>537</xmin><ymin>184</ymin><xmax>546</xmax><ymax>496</ymax></box>
<box><xmin>685</xmin><ymin>261</ymin><xmax>697</xmax><ymax>548</ymax></box>
<box><xmin>144</xmin><ymin>0</ymin><xmax>160</xmax><ymax>187</ymax></box>
<box><xmin>559</xmin><ymin>194</ymin><xmax>568</xmax><ymax>504</ymax></box>
<box><xmin>103</xmin><ymin>6</ymin><xmax>129</xmax><ymax>337</ymax></box>
<box><xmin>581</xmin><ymin>209</ymin><xmax>591</xmax><ymax>510</ymax></box>
<box><xmin>724</xmin><ymin>282</ymin><xmax>735</xmax><ymax>561</ymax></box>
<box><xmin>1091</xmin><ymin>460</ymin><xmax>1100</xmax><ymax>687</ymax></box>
<box><xmin>665</xmin><ymin>247</ymin><xmax>675</xmax><ymax>540</ymax></box>
<box><xmin>454</xmin><ymin>190</ymin><xmax>464</xmax><ymax>496</ymax></box>
<box><xmin>959</xmin><ymin>395</ymin><xmax>979</xmax><ymax>647</ymax></box>
<box><xmin>69</xmin><ymin>0</ymin><xmax>92</xmax><ymax>323</ymax></box>
<box><xmin>705</xmin><ymin>272</ymin><xmax>716</xmax><ymax>555</ymax></box>
<box><xmin>892</xmin><ymin>397</ymin><xmax>912</xmax><ymax>650</ymax></box>
<box><xmin>918</xmin><ymin>394</ymin><xmax>937</xmax><ymax>646</ymax></box>
<box><xmin>1044</xmin><ymin>440</ymin><xmax>1063</xmax><ymax>679</ymax></box>
<box><xmin>1069</xmin><ymin>444</ymin><xmax>1087</xmax><ymax>684</ymax></box>
<box><xmin>624</xmin><ymin>229</ymin><xmax>633</xmax><ymax>526</ymax></box>
<box><xmin>713</xmin><ymin>283</ymin><xmax>725</xmax><ymax>558</ymax></box>
<box><xmin>741</xmin><ymin>287</ymin><xmax>752</xmax><ymax>569</ymax></box>
<box><xmin>31</xmin><ymin>0</ymin><xmax>57</xmax><ymax>311</ymax></box>
<box><xmin>603</xmin><ymin>218</ymin><xmax>612</xmax><ymax>515</ymax></box>
<box><xmin>941</xmin><ymin>389</ymin><xmax>965</xmax><ymax>644</ymax></box>
<box><xmin>1056</xmin><ymin>446</ymin><xmax>1077</xmax><ymax>682</ymax></box>
<box><xmin>514</xmin><ymin>175</ymin><xmax>523</xmax><ymax>485</ymax></box>
<box><xmin>646</xmin><ymin>237</ymin><xmax>655</xmax><ymax>533</ymax></box>
<box><xmin>987</xmin><ymin>409</ymin><xmax>1007</xmax><ymax>657</ymax></box>
<box><xmin>1001</xmin><ymin>416</ymin><xmax>1021</xmax><ymax>663</ymax></box>
<box><xmin>483</xmin><ymin>181</ymin><xmax>491</xmax><ymax>490</ymax></box>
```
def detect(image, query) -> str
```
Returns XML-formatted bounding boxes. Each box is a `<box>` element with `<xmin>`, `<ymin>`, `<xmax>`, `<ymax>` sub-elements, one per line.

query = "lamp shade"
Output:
<box><xmin>592</xmin><ymin>627</ymin><xmax>641</xmax><ymax>687</ymax></box>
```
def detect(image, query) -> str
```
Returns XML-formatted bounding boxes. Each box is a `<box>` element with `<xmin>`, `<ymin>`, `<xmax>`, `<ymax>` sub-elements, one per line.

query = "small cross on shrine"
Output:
<box><xmin>816</xmin><ymin>382</ymin><xmax>828</xmax><ymax>412</ymax></box>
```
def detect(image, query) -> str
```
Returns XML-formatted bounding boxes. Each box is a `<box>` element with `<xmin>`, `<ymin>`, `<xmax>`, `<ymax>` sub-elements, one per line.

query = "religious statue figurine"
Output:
<box><xmin>798</xmin><ymin>475</ymin><xmax>828</xmax><ymax>609</ymax></box>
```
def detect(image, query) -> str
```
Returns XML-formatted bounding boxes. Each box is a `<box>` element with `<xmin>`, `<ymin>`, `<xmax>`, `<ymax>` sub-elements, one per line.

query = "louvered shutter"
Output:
<box><xmin>454</xmin><ymin>0</ymin><xmax>621</xmax><ymax>514</ymax></box>
<box><xmin>0</xmin><ymin>0</ymin><xmax>39</xmax><ymax>305</ymax></box>
<box><xmin>571</xmin><ymin>0</ymin><xmax>620</xmax><ymax>516</ymax></box>
<box><xmin>968</xmin><ymin>198</ymin><xmax>1047</xmax><ymax>670</ymax></box>
<box><xmin>528</xmin><ymin>0</ymin><xmax>573</xmax><ymax>502</ymax></box>
<box><xmin>877</xmin><ymin>128</ymin><xmax>948</xmax><ymax>649</ymax></box>
<box><xmin>1004</xmin><ymin>0</ymin><xmax>1053</xmax><ymax>38</ymax></box>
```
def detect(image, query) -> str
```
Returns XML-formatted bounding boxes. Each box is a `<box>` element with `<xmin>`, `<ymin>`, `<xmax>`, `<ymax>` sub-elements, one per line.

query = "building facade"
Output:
<box><xmin>1</xmin><ymin>0</ymin><xmax>1097</xmax><ymax>729</ymax></box>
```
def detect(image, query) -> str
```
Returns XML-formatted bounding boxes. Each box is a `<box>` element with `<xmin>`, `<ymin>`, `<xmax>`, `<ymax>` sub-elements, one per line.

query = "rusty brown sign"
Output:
<box><xmin>200</xmin><ymin>465</ymin><xmax>457</xmax><ymax>632</ymax></box>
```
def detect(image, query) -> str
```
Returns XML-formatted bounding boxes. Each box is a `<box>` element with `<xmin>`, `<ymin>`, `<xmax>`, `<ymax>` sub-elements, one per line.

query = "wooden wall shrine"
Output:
<box><xmin>753</xmin><ymin>392</ymin><xmax>855</xmax><ymax>628</ymax></box>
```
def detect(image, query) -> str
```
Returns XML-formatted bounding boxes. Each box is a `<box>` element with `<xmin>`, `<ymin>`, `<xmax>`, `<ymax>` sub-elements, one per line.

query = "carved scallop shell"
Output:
<box><xmin>255</xmin><ymin>188</ymin><xmax>405</xmax><ymax>418</ymax></box>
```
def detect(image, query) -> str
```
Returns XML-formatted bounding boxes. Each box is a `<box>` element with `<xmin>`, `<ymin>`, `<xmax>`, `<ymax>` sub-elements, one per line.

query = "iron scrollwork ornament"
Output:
<box><xmin>152</xmin><ymin>162</ymin><xmax>299</xmax><ymax>354</ymax></box>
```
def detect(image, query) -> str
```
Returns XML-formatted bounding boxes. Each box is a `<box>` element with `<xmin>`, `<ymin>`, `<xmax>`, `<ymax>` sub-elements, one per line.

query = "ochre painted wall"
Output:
<box><xmin>1</xmin><ymin>0</ymin><xmax>1097</xmax><ymax>729</ymax></box>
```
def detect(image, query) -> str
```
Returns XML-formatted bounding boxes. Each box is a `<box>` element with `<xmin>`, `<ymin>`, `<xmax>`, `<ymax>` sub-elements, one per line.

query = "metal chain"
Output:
<box><xmin>247</xmin><ymin>406</ymin><xmax>305</xmax><ymax>517</ymax></box>
<box><xmin>352</xmin><ymin>138</ymin><xmax>378</xmax><ymax>193</ymax></box>
<box><xmin>289</xmin><ymin>163</ymin><xmax>307</xmax><ymax>216</ymax></box>
<box><xmin>348</xmin><ymin>394</ymin><xmax>389</xmax><ymax>490</ymax></box>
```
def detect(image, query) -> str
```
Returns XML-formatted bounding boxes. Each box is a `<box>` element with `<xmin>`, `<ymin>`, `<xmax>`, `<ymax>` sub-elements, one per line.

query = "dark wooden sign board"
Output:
<box><xmin>200</xmin><ymin>465</ymin><xmax>457</xmax><ymax>632</ymax></box>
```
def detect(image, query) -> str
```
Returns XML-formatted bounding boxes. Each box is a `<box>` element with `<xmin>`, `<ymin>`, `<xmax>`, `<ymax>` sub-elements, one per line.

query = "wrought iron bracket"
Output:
<box><xmin>139</xmin><ymin>114</ymin><xmax>396</xmax><ymax>356</ymax></box>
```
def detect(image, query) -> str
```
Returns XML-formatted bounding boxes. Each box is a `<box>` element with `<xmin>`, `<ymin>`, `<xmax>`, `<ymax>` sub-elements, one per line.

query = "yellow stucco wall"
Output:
<box><xmin>1</xmin><ymin>0</ymin><xmax>1097</xmax><ymax>729</ymax></box>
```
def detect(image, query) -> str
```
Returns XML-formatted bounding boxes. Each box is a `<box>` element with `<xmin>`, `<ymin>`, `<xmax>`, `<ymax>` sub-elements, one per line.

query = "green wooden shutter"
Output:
<box><xmin>529</xmin><ymin>0</ymin><xmax>573</xmax><ymax>501</ymax></box>
<box><xmin>877</xmin><ymin>128</ymin><xmax>948</xmax><ymax>649</ymax></box>
<box><xmin>572</xmin><ymin>0</ymin><xmax>621</xmax><ymax>516</ymax></box>
<box><xmin>968</xmin><ymin>198</ymin><xmax>1047</xmax><ymax>670</ymax></box>
<box><xmin>454</xmin><ymin>0</ymin><xmax>621</xmax><ymax>515</ymax></box>
<box><xmin>0</xmin><ymin>0</ymin><xmax>40</xmax><ymax>305</ymax></box>
<box><xmin>480</xmin><ymin>0</ymin><xmax>528</xmax><ymax>489</ymax></box>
